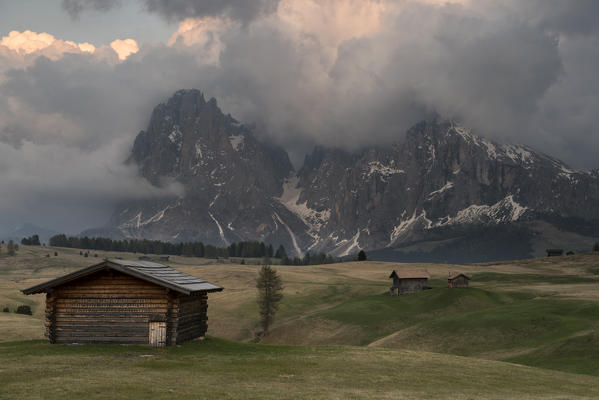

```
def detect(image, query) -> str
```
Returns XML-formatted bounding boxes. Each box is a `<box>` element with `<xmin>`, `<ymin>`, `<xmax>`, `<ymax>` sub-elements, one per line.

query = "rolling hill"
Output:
<box><xmin>2</xmin><ymin>246</ymin><xmax>599</xmax><ymax>398</ymax></box>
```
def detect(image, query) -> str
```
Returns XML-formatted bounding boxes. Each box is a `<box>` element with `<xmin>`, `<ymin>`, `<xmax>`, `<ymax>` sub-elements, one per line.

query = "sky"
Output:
<box><xmin>1</xmin><ymin>0</ymin><xmax>599</xmax><ymax>234</ymax></box>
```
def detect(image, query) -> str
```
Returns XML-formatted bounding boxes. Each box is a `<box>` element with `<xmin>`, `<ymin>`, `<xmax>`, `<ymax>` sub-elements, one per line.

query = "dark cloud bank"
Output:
<box><xmin>1</xmin><ymin>0</ymin><xmax>599</xmax><ymax>233</ymax></box>
<box><xmin>61</xmin><ymin>0</ymin><xmax>280</xmax><ymax>23</ymax></box>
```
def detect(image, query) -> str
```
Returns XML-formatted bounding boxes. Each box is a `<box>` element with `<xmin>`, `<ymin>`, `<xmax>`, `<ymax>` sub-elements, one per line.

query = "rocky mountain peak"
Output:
<box><xmin>106</xmin><ymin>93</ymin><xmax>599</xmax><ymax>263</ymax></box>
<box><xmin>111</xmin><ymin>90</ymin><xmax>305</xmax><ymax>249</ymax></box>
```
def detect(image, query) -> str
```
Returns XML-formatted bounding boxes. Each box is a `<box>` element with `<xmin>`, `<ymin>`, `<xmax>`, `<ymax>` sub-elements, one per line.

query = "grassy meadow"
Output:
<box><xmin>2</xmin><ymin>245</ymin><xmax>599</xmax><ymax>398</ymax></box>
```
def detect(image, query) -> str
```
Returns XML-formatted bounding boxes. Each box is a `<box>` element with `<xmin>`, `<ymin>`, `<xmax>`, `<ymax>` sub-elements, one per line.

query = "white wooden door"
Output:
<box><xmin>149</xmin><ymin>322</ymin><xmax>166</xmax><ymax>347</ymax></box>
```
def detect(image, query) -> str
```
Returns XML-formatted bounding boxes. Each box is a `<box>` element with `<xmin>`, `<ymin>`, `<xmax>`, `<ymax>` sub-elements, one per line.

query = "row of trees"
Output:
<box><xmin>41</xmin><ymin>234</ymin><xmax>368</xmax><ymax>263</ymax></box>
<box><xmin>21</xmin><ymin>235</ymin><xmax>41</xmax><ymax>246</ymax></box>
<box><xmin>48</xmin><ymin>234</ymin><xmax>285</xmax><ymax>259</ymax></box>
<box><xmin>280</xmin><ymin>252</ymin><xmax>339</xmax><ymax>266</ymax></box>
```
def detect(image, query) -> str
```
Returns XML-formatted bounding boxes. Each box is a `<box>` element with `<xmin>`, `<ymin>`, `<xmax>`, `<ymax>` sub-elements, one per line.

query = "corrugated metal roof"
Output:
<box><xmin>389</xmin><ymin>269</ymin><xmax>430</xmax><ymax>279</ymax></box>
<box><xmin>22</xmin><ymin>259</ymin><xmax>223</xmax><ymax>295</ymax></box>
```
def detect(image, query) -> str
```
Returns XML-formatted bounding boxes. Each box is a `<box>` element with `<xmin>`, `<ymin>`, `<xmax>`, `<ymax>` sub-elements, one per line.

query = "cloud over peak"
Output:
<box><xmin>2</xmin><ymin>0</ymin><xmax>599</xmax><ymax>233</ymax></box>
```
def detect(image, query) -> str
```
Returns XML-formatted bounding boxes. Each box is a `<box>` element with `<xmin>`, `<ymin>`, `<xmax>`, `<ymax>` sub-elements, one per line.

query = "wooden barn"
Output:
<box><xmin>22</xmin><ymin>259</ymin><xmax>223</xmax><ymax>347</ymax></box>
<box><xmin>389</xmin><ymin>269</ymin><xmax>430</xmax><ymax>295</ymax></box>
<box><xmin>448</xmin><ymin>273</ymin><xmax>470</xmax><ymax>288</ymax></box>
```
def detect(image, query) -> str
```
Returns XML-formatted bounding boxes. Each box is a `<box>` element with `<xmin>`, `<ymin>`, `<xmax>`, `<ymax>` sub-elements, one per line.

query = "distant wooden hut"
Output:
<box><xmin>546</xmin><ymin>249</ymin><xmax>564</xmax><ymax>257</ymax></box>
<box><xmin>22</xmin><ymin>259</ymin><xmax>223</xmax><ymax>347</ymax></box>
<box><xmin>448</xmin><ymin>273</ymin><xmax>470</xmax><ymax>288</ymax></box>
<box><xmin>389</xmin><ymin>269</ymin><xmax>430</xmax><ymax>295</ymax></box>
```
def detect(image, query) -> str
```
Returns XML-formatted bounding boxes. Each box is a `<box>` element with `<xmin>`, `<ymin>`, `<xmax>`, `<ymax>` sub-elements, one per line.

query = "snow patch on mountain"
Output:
<box><xmin>389</xmin><ymin>211</ymin><xmax>432</xmax><ymax>246</ymax></box>
<box><xmin>427</xmin><ymin>182</ymin><xmax>454</xmax><ymax>200</ymax></box>
<box><xmin>273</xmin><ymin>212</ymin><xmax>303</xmax><ymax>257</ymax></box>
<box><xmin>277</xmin><ymin>176</ymin><xmax>330</xmax><ymax>232</ymax></box>
<box><xmin>208</xmin><ymin>211</ymin><xmax>228</xmax><ymax>246</ymax></box>
<box><xmin>437</xmin><ymin>195</ymin><xmax>528</xmax><ymax>226</ymax></box>
<box><xmin>168</xmin><ymin>125</ymin><xmax>182</xmax><ymax>148</ymax></box>
<box><xmin>229</xmin><ymin>134</ymin><xmax>245</xmax><ymax>152</ymax></box>
<box><xmin>333</xmin><ymin>230</ymin><xmax>361</xmax><ymax>257</ymax></box>
<box><xmin>504</xmin><ymin>145</ymin><xmax>533</xmax><ymax>164</ymax></box>
<box><xmin>118</xmin><ymin>205</ymin><xmax>175</xmax><ymax>232</ymax></box>
<box><xmin>364</xmin><ymin>161</ymin><xmax>405</xmax><ymax>182</ymax></box>
<box><xmin>140</xmin><ymin>205</ymin><xmax>172</xmax><ymax>226</ymax></box>
<box><xmin>195</xmin><ymin>142</ymin><xmax>203</xmax><ymax>159</ymax></box>
<box><xmin>450</xmin><ymin>123</ymin><xmax>536</xmax><ymax>166</ymax></box>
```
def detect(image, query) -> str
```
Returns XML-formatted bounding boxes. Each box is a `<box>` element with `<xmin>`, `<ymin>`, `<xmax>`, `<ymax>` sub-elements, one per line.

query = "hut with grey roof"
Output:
<box><xmin>22</xmin><ymin>259</ymin><xmax>223</xmax><ymax>347</ymax></box>
<box><xmin>389</xmin><ymin>269</ymin><xmax>430</xmax><ymax>295</ymax></box>
<box><xmin>447</xmin><ymin>273</ymin><xmax>470</xmax><ymax>288</ymax></box>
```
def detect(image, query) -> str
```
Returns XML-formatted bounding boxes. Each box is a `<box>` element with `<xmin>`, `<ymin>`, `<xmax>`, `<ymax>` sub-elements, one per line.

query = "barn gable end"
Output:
<box><xmin>448</xmin><ymin>273</ymin><xmax>471</xmax><ymax>288</ymax></box>
<box><xmin>389</xmin><ymin>269</ymin><xmax>430</xmax><ymax>295</ymax></box>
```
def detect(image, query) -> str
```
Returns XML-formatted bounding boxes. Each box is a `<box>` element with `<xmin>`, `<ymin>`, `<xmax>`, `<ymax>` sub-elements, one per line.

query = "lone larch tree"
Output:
<box><xmin>256</xmin><ymin>264</ymin><xmax>284</xmax><ymax>336</ymax></box>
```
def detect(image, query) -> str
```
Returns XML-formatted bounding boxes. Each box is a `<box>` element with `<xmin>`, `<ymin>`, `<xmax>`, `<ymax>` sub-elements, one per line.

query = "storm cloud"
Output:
<box><xmin>2</xmin><ymin>0</ymin><xmax>599</xmax><ymax>233</ymax></box>
<box><xmin>61</xmin><ymin>0</ymin><xmax>121</xmax><ymax>18</ymax></box>
<box><xmin>61</xmin><ymin>0</ymin><xmax>281</xmax><ymax>23</ymax></box>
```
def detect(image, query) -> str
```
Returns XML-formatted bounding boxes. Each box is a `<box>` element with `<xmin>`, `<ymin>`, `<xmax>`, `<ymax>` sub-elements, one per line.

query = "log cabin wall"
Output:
<box><xmin>50</xmin><ymin>270</ymin><xmax>169</xmax><ymax>344</ymax></box>
<box><xmin>175</xmin><ymin>293</ymin><xmax>208</xmax><ymax>344</ymax></box>
<box><xmin>392</xmin><ymin>278</ymin><xmax>429</xmax><ymax>294</ymax></box>
<box><xmin>449</xmin><ymin>276</ymin><xmax>469</xmax><ymax>288</ymax></box>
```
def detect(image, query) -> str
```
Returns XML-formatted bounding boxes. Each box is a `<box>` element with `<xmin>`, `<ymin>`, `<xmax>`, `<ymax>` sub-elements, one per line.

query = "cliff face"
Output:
<box><xmin>108</xmin><ymin>91</ymin><xmax>599</xmax><ymax>262</ymax></box>
<box><xmin>290</xmin><ymin>120</ymin><xmax>599</xmax><ymax>260</ymax></box>
<box><xmin>111</xmin><ymin>90</ymin><xmax>309</xmax><ymax>252</ymax></box>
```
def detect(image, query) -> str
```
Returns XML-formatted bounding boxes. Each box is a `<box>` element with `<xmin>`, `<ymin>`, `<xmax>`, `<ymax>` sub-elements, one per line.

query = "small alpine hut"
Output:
<box><xmin>447</xmin><ymin>273</ymin><xmax>470</xmax><ymax>288</ymax></box>
<box><xmin>22</xmin><ymin>259</ymin><xmax>223</xmax><ymax>347</ymax></box>
<box><xmin>389</xmin><ymin>269</ymin><xmax>430</xmax><ymax>295</ymax></box>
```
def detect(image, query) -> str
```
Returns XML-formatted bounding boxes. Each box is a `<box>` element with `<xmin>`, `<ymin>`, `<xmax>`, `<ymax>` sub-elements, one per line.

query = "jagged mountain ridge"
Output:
<box><xmin>290</xmin><ymin>120</ymin><xmax>599</xmax><ymax>260</ymax></box>
<box><xmin>107</xmin><ymin>90</ymin><xmax>599</xmax><ymax>262</ymax></box>
<box><xmin>109</xmin><ymin>90</ymin><xmax>311</xmax><ymax>252</ymax></box>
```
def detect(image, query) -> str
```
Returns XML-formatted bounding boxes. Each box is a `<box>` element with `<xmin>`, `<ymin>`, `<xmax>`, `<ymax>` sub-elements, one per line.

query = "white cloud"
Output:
<box><xmin>110</xmin><ymin>38</ymin><xmax>140</xmax><ymax>60</ymax></box>
<box><xmin>168</xmin><ymin>17</ymin><xmax>231</xmax><ymax>65</ymax></box>
<box><xmin>0</xmin><ymin>30</ymin><xmax>140</xmax><ymax>62</ymax></box>
<box><xmin>0</xmin><ymin>30</ymin><xmax>95</xmax><ymax>59</ymax></box>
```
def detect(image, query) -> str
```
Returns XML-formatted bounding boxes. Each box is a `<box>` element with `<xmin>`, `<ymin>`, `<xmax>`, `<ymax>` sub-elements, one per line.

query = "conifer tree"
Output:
<box><xmin>256</xmin><ymin>264</ymin><xmax>284</xmax><ymax>335</ymax></box>
<box><xmin>358</xmin><ymin>250</ymin><xmax>367</xmax><ymax>261</ymax></box>
<box><xmin>275</xmin><ymin>245</ymin><xmax>287</xmax><ymax>259</ymax></box>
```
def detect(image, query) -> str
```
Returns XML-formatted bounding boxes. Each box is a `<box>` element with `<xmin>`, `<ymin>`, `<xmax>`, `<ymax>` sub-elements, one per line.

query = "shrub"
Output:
<box><xmin>594</xmin><ymin>242</ymin><xmax>599</xmax><ymax>252</ymax></box>
<box><xmin>15</xmin><ymin>305</ymin><xmax>32</xmax><ymax>315</ymax></box>
<box><xmin>2</xmin><ymin>307</ymin><xmax>9</xmax><ymax>313</ymax></box>
<box><xmin>357</xmin><ymin>250</ymin><xmax>367</xmax><ymax>261</ymax></box>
